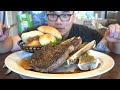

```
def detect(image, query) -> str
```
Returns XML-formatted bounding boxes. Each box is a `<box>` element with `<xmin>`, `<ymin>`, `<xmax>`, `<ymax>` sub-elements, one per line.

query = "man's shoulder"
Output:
<box><xmin>72</xmin><ymin>23</ymin><xmax>86</xmax><ymax>28</ymax></box>
<box><xmin>72</xmin><ymin>23</ymin><xmax>94</xmax><ymax>31</ymax></box>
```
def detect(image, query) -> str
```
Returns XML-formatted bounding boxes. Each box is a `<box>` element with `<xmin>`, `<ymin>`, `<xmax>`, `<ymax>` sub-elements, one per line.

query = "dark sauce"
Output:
<box><xmin>19</xmin><ymin>58</ymin><xmax>100</xmax><ymax>74</ymax></box>
<box><xmin>50</xmin><ymin>68</ymin><xmax>89</xmax><ymax>74</ymax></box>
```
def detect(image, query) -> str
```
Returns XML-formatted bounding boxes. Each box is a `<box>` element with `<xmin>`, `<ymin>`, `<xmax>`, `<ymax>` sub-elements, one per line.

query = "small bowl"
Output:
<box><xmin>18</xmin><ymin>40</ymin><xmax>42</xmax><ymax>53</ymax></box>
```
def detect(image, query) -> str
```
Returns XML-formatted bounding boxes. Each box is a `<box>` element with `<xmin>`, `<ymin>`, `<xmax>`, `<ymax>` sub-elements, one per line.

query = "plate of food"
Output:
<box><xmin>18</xmin><ymin>25</ymin><xmax>62</xmax><ymax>53</ymax></box>
<box><xmin>5</xmin><ymin>37</ymin><xmax>115</xmax><ymax>79</ymax></box>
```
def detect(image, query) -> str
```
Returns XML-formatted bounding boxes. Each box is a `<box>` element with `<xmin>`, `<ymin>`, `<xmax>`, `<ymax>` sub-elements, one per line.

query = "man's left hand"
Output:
<box><xmin>104</xmin><ymin>23</ymin><xmax>120</xmax><ymax>42</ymax></box>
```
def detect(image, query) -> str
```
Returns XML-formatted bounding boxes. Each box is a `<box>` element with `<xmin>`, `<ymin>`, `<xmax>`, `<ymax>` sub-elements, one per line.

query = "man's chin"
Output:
<box><xmin>60</xmin><ymin>32</ymin><xmax>65</xmax><ymax>36</ymax></box>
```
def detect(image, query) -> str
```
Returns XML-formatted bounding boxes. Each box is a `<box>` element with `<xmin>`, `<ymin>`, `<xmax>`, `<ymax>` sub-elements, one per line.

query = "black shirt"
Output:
<box><xmin>67</xmin><ymin>24</ymin><xmax>103</xmax><ymax>44</ymax></box>
<box><xmin>19</xmin><ymin>23</ymin><xmax>103</xmax><ymax>45</ymax></box>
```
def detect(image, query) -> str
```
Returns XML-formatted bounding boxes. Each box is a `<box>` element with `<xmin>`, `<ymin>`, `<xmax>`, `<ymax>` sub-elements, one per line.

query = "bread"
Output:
<box><xmin>78</xmin><ymin>50</ymin><xmax>100</xmax><ymax>70</ymax></box>
<box><xmin>21</xmin><ymin>26</ymin><xmax>62</xmax><ymax>47</ymax></box>
<box><xmin>39</xmin><ymin>34</ymin><xmax>56</xmax><ymax>46</ymax></box>
<box><xmin>25</xmin><ymin>40</ymin><xmax>40</xmax><ymax>46</ymax></box>
<box><xmin>21</xmin><ymin>31</ymin><xmax>43</xmax><ymax>43</ymax></box>
<box><xmin>37</xmin><ymin>26</ymin><xmax>62</xmax><ymax>39</ymax></box>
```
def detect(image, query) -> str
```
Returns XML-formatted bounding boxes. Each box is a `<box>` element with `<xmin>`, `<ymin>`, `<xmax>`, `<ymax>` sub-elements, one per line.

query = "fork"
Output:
<box><xmin>3</xmin><ymin>19</ymin><xmax>26</xmax><ymax>33</ymax></box>
<box><xmin>91</xmin><ymin>20</ymin><xmax>110</xmax><ymax>52</ymax></box>
<box><xmin>91</xmin><ymin>20</ymin><xmax>108</xmax><ymax>29</ymax></box>
<box><xmin>2</xmin><ymin>64</ymin><xmax>12</xmax><ymax>74</ymax></box>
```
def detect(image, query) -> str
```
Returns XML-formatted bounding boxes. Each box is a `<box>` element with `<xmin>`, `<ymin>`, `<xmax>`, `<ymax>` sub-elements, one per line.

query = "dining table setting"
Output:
<box><xmin>0</xmin><ymin>49</ymin><xmax>120</xmax><ymax>79</ymax></box>
<box><xmin>0</xmin><ymin>19</ymin><xmax>120</xmax><ymax>79</ymax></box>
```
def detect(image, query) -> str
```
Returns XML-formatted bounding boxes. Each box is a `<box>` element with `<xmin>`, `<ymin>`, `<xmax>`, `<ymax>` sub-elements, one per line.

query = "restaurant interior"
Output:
<box><xmin>0</xmin><ymin>11</ymin><xmax>119</xmax><ymax>35</ymax></box>
<box><xmin>0</xmin><ymin>11</ymin><xmax>120</xmax><ymax>79</ymax></box>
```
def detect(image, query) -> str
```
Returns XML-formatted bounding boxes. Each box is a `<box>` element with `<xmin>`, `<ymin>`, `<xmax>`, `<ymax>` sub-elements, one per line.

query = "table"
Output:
<box><xmin>0</xmin><ymin>51</ymin><xmax>22</xmax><ymax>79</ymax></box>
<box><xmin>0</xmin><ymin>51</ymin><xmax>120</xmax><ymax>79</ymax></box>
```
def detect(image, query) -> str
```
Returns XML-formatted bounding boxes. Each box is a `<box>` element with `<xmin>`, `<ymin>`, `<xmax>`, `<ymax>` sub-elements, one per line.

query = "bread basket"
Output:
<box><xmin>17</xmin><ymin>24</ymin><xmax>62</xmax><ymax>53</ymax></box>
<box><xmin>18</xmin><ymin>40</ymin><xmax>42</xmax><ymax>53</ymax></box>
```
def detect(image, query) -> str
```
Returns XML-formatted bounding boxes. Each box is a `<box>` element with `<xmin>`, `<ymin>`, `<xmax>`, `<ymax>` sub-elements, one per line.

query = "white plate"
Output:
<box><xmin>5</xmin><ymin>50</ymin><xmax>115</xmax><ymax>79</ymax></box>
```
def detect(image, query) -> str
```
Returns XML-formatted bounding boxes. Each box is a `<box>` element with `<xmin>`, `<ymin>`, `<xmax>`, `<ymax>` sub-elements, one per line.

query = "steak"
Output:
<box><xmin>30</xmin><ymin>37</ymin><xmax>82</xmax><ymax>73</ymax></box>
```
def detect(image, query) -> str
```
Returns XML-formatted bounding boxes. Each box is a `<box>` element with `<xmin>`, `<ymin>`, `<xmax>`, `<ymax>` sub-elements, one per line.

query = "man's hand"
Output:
<box><xmin>104</xmin><ymin>23</ymin><xmax>120</xmax><ymax>54</ymax></box>
<box><xmin>0</xmin><ymin>23</ymin><xmax>9</xmax><ymax>41</ymax></box>
<box><xmin>104</xmin><ymin>23</ymin><xmax>120</xmax><ymax>42</ymax></box>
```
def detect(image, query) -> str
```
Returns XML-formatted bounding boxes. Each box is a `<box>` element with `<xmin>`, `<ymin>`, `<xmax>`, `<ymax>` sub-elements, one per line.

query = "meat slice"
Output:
<box><xmin>30</xmin><ymin>37</ymin><xmax>82</xmax><ymax>73</ymax></box>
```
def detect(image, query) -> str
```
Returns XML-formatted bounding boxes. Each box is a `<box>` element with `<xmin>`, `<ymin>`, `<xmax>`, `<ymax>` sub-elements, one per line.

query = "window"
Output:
<box><xmin>0</xmin><ymin>11</ymin><xmax>5</xmax><ymax>24</ymax></box>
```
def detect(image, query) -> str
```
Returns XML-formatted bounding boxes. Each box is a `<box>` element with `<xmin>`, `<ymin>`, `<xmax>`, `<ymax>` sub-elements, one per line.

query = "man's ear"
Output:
<box><xmin>73</xmin><ymin>12</ymin><xmax>75</xmax><ymax>17</ymax></box>
<box><xmin>72</xmin><ymin>13</ymin><xmax>75</xmax><ymax>21</ymax></box>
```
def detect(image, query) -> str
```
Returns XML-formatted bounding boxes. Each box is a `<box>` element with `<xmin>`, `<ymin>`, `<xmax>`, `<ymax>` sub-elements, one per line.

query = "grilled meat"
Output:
<box><xmin>30</xmin><ymin>37</ymin><xmax>82</xmax><ymax>73</ymax></box>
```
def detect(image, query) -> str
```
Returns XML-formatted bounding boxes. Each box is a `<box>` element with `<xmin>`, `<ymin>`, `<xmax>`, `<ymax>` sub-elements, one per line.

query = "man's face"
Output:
<box><xmin>46</xmin><ymin>11</ymin><xmax>74</xmax><ymax>36</ymax></box>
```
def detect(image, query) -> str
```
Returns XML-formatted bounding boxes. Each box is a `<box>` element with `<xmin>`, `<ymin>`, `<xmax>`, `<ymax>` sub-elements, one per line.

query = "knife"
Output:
<box><xmin>3</xmin><ymin>19</ymin><xmax>26</xmax><ymax>33</ymax></box>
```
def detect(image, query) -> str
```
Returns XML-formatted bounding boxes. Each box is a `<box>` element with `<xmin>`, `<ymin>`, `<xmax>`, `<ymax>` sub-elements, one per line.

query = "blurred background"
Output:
<box><xmin>0</xmin><ymin>11</ymin><xmax>119</xmax><ymax>36</ymax></box>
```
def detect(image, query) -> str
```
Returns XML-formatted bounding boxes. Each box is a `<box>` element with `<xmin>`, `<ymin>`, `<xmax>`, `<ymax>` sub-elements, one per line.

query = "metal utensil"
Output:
<box><xmin>2</xmin><ymin>64</ymin><xmax>12</xmax><ymax>75</ymax></box>
<box><xmin>3</xmin><ymin>19</ymin><xmax>26</xmax><ymax>33</ymax></box>
<box><xmin>91</xmin><ymin>20</ymin><xmax>108</xmax><ymax>29</ymax></box>
<box><xmin>91</xmin><ymin>20</ymin><xmax>108</xmax><ymax>44</ymax></box>
<box><xmin>91</xmin><ymin>20</ymin><xmax>110</xmax><ymax>52</ymax></box>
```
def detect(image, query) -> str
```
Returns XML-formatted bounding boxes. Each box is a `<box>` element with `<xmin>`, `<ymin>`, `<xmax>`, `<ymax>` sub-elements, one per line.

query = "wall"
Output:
<box><xmin>94</xmin><ymin>11</ymin><xmax>106</xmax><ymax>19</ymax></box>
<box><xmin>117</xmin><ymin>11</ymin><xmax>120</xmax><ymax>22</ymax></box>
<box><xmin>5</xmin><ymin>11</ymin><xmax>19</xmax><ymax>36</ymax></box>
<box><xmin>0</xmin><ymin>11</ymin><xmax>4</xmax><ymax>23</ymax></box>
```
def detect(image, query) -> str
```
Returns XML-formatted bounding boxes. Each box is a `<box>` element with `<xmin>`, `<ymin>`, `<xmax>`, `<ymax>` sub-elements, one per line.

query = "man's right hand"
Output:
<box><xmin>0</xmin><ymin>23</ymin><xmax>9</xmax><ymax>41</ymax></box>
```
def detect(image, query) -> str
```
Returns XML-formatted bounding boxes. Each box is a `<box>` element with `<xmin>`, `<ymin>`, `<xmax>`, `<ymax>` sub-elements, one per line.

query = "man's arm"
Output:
<box><xmin>94</xmin><ymin>37</ymin><xmax>110</xmax><ymax>52</ymax></box>
<box><xmin>93</xmin><ymin>23</ymin><xmax>120</xmax><ymax>54</ymax></box>
<box><xmin>104</xmin><ymin>24</ymin><xmax>120</xmax><ymax>54</ymax></box>
<box><xmin>0</xmin><ymin>35</ymin><xmax>21</xmax><ymax>53</ymax></box>
<box><xmin>93</xmin><ymin>37</ymin><xmax>120</xmax><ymax>54</ymax></box>
<box><xmin>11</xmin><ymin>35</ymin><xmax>22</xmax><ymax>51</ymax></box>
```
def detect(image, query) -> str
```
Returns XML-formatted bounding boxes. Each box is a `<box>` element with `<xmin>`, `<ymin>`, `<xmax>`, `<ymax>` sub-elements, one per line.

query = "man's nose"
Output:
<box><xmin>56</xmin><ymin>17</ymin><xmax>62</xmax><ymax>24</ymax></box>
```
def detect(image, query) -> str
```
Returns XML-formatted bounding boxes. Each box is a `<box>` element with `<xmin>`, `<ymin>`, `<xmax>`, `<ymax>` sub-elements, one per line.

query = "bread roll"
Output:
<box><xmin>39</xmin><ymin>34</ymin><xmax>56</xmax><ymax>46</ymax></box>
<box><xmin>37</xmin><ymin>26</ymin><xmax>62</xmax><ymax>39</ymax></box>
<box><xmin>21</xmin><ymin>31</ymin><xmax>43</xmax><ymax>43</ymax></box>
<box><xmin>25</xmin><ymin>40</ymin><xmax>40</xmax><ymax>46</ymax></box>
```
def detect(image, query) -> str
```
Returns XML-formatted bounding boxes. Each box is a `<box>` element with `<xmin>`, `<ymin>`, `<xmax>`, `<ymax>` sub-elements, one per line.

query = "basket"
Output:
<box><xmin>18</xmin><ymin>40</ymin><xmax>42</xmax><ymax>53</ymax></box>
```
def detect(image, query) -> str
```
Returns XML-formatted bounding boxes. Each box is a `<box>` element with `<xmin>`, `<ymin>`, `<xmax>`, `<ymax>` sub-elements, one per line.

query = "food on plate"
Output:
<box><xmin>39</xmin><ymin>34</ymin><xmax>56</xmax><ymax>46</ymax></box>
<box><xmin>29</xmin><ymin>37</ymin><xmax>82</xmax><ymax>72</ymax></box>
<box><xmin>21</xmin><ymin>31</ymin><xmax>43</xmax><ymax>46</ymax></box>
<box><xmin>19</xmin><ymin>57</ymin><xmax>32</xmax><ymax>70</ymax></box>
<box><xmin>78</xmin><ymin>50</ymin><xmax>100</xmax><ymax>70</ymax></box>
<box><xmin>25</xmin><ymin>40</ymin><xmax>40</xmax><ymax>46</ymax></box>
<box><xmin>19</xmin><ymin>36</ymin><xmax>100</xmax><ymax>73</ymax></box>
<box><xmin>37</xmin><ymin>25</ymin><xmax>62</xmax><ymax>39</ymax></box>
<box><xmin>66</xmin><ymin>40</ymin><xmax>96</xmax><ymax>66</ymax></box>
<box><xmin>20</xmin><ymin>25</ymin><xmax>62</xmax><ymax>47</ymax></box>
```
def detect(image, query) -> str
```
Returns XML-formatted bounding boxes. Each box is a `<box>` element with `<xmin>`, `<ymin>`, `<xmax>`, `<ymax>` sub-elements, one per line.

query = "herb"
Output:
<box><xmin>50</xmin><ymin>38</ymin><xmax>62</xmax><ymax>46</ymax></box>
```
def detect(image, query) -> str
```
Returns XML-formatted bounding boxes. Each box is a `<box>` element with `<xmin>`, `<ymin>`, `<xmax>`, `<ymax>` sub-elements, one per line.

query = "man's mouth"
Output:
<box><xmin>56</xmin><ymin>28</ymin><xmax>65</xmax><ymax>31</ymax></box>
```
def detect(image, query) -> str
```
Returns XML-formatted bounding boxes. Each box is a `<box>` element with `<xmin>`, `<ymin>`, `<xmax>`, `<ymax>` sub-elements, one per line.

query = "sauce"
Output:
<box><xmin>50</xmin><ymin>68</ymin><xmax>89</xmax><ymax>74</ymax></box>
<box><xmin>19</xmin><ymin>57</ymin><xmax>32</xmax><ymax>70</ymax></box>
<box><xmin>19</xmin><ymin>57</ymin><xmax>100</xmax><ymax>74</ymax></box>
<box><xmin>51</xmin><ymin>63</ymin><xmax>100</xmax><ymax>74</ymax></box>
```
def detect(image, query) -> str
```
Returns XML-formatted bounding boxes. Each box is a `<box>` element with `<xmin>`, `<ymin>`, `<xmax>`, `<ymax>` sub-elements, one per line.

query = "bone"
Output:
<box><xmin>67</xmin><ymin>40</ymin><xmax>96</xmax><ymax>66</ymax></box>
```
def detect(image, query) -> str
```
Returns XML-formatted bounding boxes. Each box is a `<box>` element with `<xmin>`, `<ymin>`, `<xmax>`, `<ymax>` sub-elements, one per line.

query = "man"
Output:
<box><xmin>0</xmin><ymin>11</ymin><xmax>120</xmax><ymax>54</ymax></box>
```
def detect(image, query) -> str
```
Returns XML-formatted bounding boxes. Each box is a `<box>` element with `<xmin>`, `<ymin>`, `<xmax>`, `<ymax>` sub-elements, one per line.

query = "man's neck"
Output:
<box><xmin>62</xmin><ymin>31</ymin><xmax>70</xmax><ymax>40</ymax></box>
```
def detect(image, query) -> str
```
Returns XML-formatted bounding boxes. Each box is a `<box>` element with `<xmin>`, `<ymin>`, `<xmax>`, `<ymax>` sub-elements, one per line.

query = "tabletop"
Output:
<box><xmin>0</xmin><ymin>51</ymin><xmax>120</xmax><ymax>79</ymax></box>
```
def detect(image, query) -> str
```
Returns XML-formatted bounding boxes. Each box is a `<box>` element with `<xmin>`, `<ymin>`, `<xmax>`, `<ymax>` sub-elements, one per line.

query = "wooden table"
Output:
<box><xmin>0</xmin><ymin>51</ymin><xmax>120</xmax><ymax>79</ymax></box>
